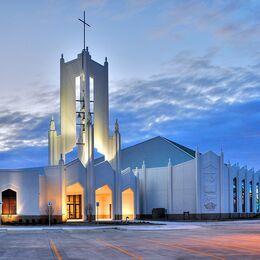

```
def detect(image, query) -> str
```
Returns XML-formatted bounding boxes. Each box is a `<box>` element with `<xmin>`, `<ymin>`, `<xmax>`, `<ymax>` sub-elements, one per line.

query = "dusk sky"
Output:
<box><xmin>0</xmin><ymin>0</ymin><xmax>259</xmax><ymax>169</ymax></box>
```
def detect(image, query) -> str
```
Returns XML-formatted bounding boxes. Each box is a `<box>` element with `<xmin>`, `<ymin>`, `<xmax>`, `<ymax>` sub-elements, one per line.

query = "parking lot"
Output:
<box><xmin>0</xmin><ymin>221</ymin><xmax>260</xmax><ymax>259</ymax></box>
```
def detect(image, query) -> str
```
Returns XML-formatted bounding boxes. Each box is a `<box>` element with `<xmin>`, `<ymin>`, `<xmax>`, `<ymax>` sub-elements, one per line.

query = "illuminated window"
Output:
<box><xmin>2</xmin><ymin>189</ymin><xmax>16</xmax><ymax>215</ymax></box>
<box><xmin>90</xmin><ymin>77</ymin><xmax>94</xmax><ymax>104</ymax></box>
<box><xmin>89</xmin><ymin>77</ymin><xmax>94</xmax><ymax>119</ymax></box>
<box><xmin>256</xmin><ymin>183</ymin><xmax>260</xmax><ymax>213</ymax></box>
<box><xmin>249</xmin><ymin>181</ymin><xmax>253</xmax><ymax>212</ymax></box>
<box><xmin>75</xmin><ymin>76</ymin><xmax>81</xmax><ymax>112</ymax></box>
<box><xmin>233</xmin><ymin>177</ymin><xmax>237</xmax><ymax>212</ymax></box>
<box><xmin>122</xmin><ymin>188</ymin><xmax>135</xmax><ymax>220</ymax></box>
<box><xmin>241</xmin><ymin>179</ymin><xmax>245</xmax><ymax>213</ymax></box>
<box><xmin>95</xmin><ymin>185</ymin><xmax>112</xmax><ymax>220</ymax></box>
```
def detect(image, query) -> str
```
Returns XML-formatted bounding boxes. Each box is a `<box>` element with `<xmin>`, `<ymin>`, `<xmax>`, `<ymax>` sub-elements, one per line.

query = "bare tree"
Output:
<box><xmin>45</xmin><ymin>204</ymin><xmax>54</xmax><ymax>224</ymax></box>
<box><xmin>86</xmin><ymin>203</ymin><xmax>93</xmax><ymax>222</ymax></box>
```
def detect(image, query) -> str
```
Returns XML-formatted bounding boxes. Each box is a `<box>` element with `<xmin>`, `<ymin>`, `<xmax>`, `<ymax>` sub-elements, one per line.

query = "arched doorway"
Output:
<box><xmin>95</xmin><ymin>185</ymin><xmax>112</xmax><ymax>220</ymax></box>
<box><xmin>2</xmin><ymin>189</ymin><xmax>17</xmax><ymax>215</ymax></box>
<box><xmin>122</xmin><ymin>188</ymin><xmax>134</xmax><ymax>220</ymax></box>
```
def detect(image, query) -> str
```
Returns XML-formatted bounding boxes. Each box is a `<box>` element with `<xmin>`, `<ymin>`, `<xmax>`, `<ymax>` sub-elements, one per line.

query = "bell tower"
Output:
<box><xmin>48</xmin><ymin>48</ymin><xmax>110</xmax><ymax>165</ymax></box>
<box><xmin>47</xmin><ymin>11</ymin><xmax>123</xmax><ymax>221</ymax></box>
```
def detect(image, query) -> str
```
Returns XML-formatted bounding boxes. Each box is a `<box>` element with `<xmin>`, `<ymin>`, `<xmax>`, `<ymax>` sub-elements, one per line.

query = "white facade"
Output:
<box><xmin>134</xmin><ymin>148</ymin><xmax>260</xmax><ymax>219</ymax></box>
<box><xmin>0</xmin><ymin>45</ymin><xmax>259</xmax><ymax>223</ymax></box>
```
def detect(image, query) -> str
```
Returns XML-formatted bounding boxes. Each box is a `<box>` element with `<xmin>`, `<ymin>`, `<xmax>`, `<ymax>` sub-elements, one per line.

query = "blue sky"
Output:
<box><xmin>0</xmin><ymin>0</ymin><xmax>259</xmax><ymax>169</ymax></box>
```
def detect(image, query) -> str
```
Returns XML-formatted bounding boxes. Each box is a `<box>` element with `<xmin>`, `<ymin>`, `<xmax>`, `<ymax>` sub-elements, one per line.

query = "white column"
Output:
<box><xmin>219</xmin><ymin>150</ymin><xmax>224</xmax><ymax>213</ymax></box>
<box><xmin>227</xmin><ymin>162</ymin><xmax>232</xmax><ymax>213</ymax></box>
<box><xmin>86</xmin><ymin>112</ymin><xmax>95</xmax><ymax>221</ymax></box>
<box><xmin>245</xmin><ymin>167</ymin><xmax>250</xmax><ymax>213</ymax></box>
<box><xmin>237</xmin><ymin>165</ymin><xmax>242</xmax><ymax>213</ymax></box>
<box><xmin>48</xmin><ymin>116</ymin><xmax>58</xmax><ymax>166</ymax></box>
<box><xmin>167</xmin><ymin>158</ymin><xmax>173</xmax><ymax>214</ymax></box>
<box><xmin>135</xmin><ymin>168</ymin><xmax>140</xmax><ymax>219</ymax></box>
<box><xmin>195</xmin><ymin>148</ymin><xmax>201</xmax><ymax>214</ymax></box>
<box><xmin>252</xmin><ymin>172</ymin><xmax>256</xmax><ymax>213</ymax></box>
<box><xmin>59</xmin><ymin>156</ymin><xmax>66</xmax><ymax>222</ymax></box>
<box><xmin>114</xmin><ymin>121</ymin><xmax>122</xmax><ymax>219</ymax></box>
<box><xmin>142</xmin><ymin>161</ymin><xmax>147</xmax><ymax>215</ymax></box>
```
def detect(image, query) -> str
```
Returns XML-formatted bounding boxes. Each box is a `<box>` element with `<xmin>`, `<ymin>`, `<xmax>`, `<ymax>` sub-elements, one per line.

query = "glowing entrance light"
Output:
<box><xmin>122</xmin><ymin>188</ymin><xmax>135</xmax><ymax>220</ymax></box>
<box><xmin>95</xmin><ymin>185</ymin><xmax>112</xmax><ymax>220</ymax></box>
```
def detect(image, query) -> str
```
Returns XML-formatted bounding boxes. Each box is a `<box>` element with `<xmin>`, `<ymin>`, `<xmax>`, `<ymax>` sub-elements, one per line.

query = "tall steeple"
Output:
<box><xmin>49</xmin><ymin>115</ymin><xmax>56</xmax><ymax>131</ymax></box>
<box><xmin>114</xmin><ymin>119</ymin><xmax>119</xmax><ymax>133</ymax></box>
<box><xmin>48</xmin><ymin>116</ymin><xmax>59</xmax><ymax>165</ymax></box>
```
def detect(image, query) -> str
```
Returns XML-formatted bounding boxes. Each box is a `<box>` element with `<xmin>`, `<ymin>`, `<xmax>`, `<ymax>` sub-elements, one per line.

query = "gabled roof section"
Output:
<box><xmin>94</xmin><ymin>156</ymin><xmax>105</xmax><ymax>165</ymax></box>
<box><xmin>121</xmin><ymin>136</ymin><xmax>195</xmax><ymax>169</ymax></box>
<box><xmin>161</xmin><ymin>137</ymin><xmax>196</xmax><ymax>157</ymax></box>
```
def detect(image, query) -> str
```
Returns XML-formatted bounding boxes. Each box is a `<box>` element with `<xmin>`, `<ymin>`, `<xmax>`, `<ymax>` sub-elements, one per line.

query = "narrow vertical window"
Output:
<box><xmin>233</xmin><ymin>177</ymin><xmax>237</xmax><ymax>212</ymax></box>
<box><xmin>256</xmin><ymin>183</ymin><xmax>259</xmax><ymax>213</ymax></box>
<box><xmin>75</xmin><ymin>76</ymin><xmax>81</xmax><ymax>112</ymax></box>
<box><xmin>242</xmin><ymin>179</ymin><xmax>245</xmax><ymax>212</ymax></box>
<box><xmin>75</xmin><ymin>76</ymin><xmax>82</xmax><ymax>143</ymax></box>
<box><xmin>89</xmin><ymin>77</ymin><xmax>94</xmax><ymax>113</ymax></box>
<box><xmin>249</xmin><ymin>181</ymin><xmax>253</xmax><ymax>212</ymax></box>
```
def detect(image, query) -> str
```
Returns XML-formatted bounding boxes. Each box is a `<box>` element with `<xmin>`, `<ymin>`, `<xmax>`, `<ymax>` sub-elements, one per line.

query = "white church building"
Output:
<box><xmin>0</xmin><ymin>40</ymin><xmax>259</xmax><ymax>223</ymax></box>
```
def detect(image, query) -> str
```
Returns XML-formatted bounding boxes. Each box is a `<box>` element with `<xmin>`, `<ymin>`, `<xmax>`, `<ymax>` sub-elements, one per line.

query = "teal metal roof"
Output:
<box><xmin>162</xmin><ymin>137</ymin><xmax>196</xmax><ymax>157</ymax></box>
<box><xmin>121</xmin><ymin>136</ymin><xmax>195</xmax><ymax>169</ymax></box>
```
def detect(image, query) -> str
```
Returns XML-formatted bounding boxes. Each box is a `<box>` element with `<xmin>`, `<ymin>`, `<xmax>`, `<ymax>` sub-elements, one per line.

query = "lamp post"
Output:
<box><xmin>48</xmin><ymin>201</ymin><xmax>52</xmax><ymax>227</ymax></box>
<box><xmin>96</xmin><ymin>202</ymin><xmax>99</xmax><ymax>221</ymax></box>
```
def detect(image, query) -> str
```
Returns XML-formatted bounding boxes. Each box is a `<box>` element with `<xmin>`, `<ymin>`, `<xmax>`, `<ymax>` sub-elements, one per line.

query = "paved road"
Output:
<box><xmin>0</xmin><ymin>221</ymin><xmax>260</xmax><ymax>259</ymax></box>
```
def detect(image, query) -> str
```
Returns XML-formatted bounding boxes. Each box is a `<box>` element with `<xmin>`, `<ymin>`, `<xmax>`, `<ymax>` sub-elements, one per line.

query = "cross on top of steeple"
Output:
<box><xmin>78</xmin><ymin>11</ymin><xmax>91</xmax><ymax>51</ymax></box>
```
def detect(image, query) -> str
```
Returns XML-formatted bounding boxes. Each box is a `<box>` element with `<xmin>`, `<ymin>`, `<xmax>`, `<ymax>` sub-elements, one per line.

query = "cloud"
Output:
<box><xmin>0</xmin><ymin>50</ymin><xmax>259</xmax><ymax>169</ymax></box>
<box><xmin>0</xmin><ymin>1</ymin><xmax>259</xmax><ymax>170</ymax></box>
<box><xmin>0</xmin><ymin>82</ymin><xmax>59</xmax><ymax>116</ymax></box>
<box><xmin>0</xmin><ymin>110</ymin><xmax>50</xmax><ymax>151</ymax></box>
<box><xmin>109</xmin><ymin>51</ymin><xmax>260</xmax><ymax>169</ymax></box>
<box><xmin>0</xmin><ymin>82</ymin><xmax>59</xmax><ymax>154</ymax></box>
<box><xmin>0</xmin><ymin>49</ymin><xmax>260</xmax><ymax>169</ymax></box>
<box><xmin>110</xmin><ymin>50</ymin><xmax>260</xmax><ymax>120</ymax></box>
<box><xmin>151</xmin><ymin>0</ymin><xmax>260</xmax><ymax>52</ymax></box>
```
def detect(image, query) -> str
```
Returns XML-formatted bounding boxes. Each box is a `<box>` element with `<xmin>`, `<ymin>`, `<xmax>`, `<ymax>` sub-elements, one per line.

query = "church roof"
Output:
<box><xmin>161</xmin><ymin>137</ymin><xmax>196</xmax><ymax>157</ymax></box>
<box><xmin>121</xmin><ymin>136</ymin><xmax>195</xmax><ymax>169</ymax></box>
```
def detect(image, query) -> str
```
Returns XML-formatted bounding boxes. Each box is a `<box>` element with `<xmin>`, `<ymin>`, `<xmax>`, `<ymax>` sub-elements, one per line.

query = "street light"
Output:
<box><xmin>96</xmin><ymin>202</ymin><xmax>99</xmax><ymax>221</ymax></box>
<box><xmin>48</xmin><ymin>201</ymin><xmax>52</xmax><ymax>227</ymax></box>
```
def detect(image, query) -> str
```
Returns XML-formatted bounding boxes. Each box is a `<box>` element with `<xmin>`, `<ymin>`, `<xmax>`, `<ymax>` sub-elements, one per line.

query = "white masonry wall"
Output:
<box><xmin>197</xmin><ymin>150</ymin><xmax>260</xmax><ymax>216</ymax></box>
<box><xmin>171</xmin><ymin>159</ymin><xmax>197</xmax><ymax>214</ymax></box>
<box><xmin>43</xmin><ymin>166</ymin><xmax>62</xmax><ymax>216</ymax></box>
<box><xmin>198</xmin><ymin>151</ymin><xmax>222</xmax><ymax>215</ymax></box>
<box><xmin>138</xmin><ymin>150</ymin><xmax>260</xmax><ymax>217</ymax></box>
<box><xmin>0</xmin><ymin>169</ymin><xmax>41</xmax><ymax>216</ymax></box>
<box><xmin>138</xmin><ymin>158</ymin><xmax>196</xmax><ymax>215</ymax></box>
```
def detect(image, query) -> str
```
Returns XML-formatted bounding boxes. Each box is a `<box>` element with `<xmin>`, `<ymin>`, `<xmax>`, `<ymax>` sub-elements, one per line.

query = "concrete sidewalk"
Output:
<box><xmin>0</xmin><ymin>219</ymin><xmax>259</xmax><ymax>232</ymax></box>
<box><xmin>0</xmin><ymin>221</ymin><xmax>199</xmax><ymax>232</ymax></box>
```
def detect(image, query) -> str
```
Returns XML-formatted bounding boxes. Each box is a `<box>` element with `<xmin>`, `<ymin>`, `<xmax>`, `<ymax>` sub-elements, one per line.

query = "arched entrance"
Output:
<box><xmin>2</xmin><ymin>189</ymin><xmax>17</xmax><ymax>215</ymax></box>
<box><xmin>95</xmin><ymin>185</ymin><xmax>112</xmax><ymax>220</ymax></box>
<box><xmin>122</xmin><ymin>188</ymin><xmax>135</xmax><ymax>220</ymax></box>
